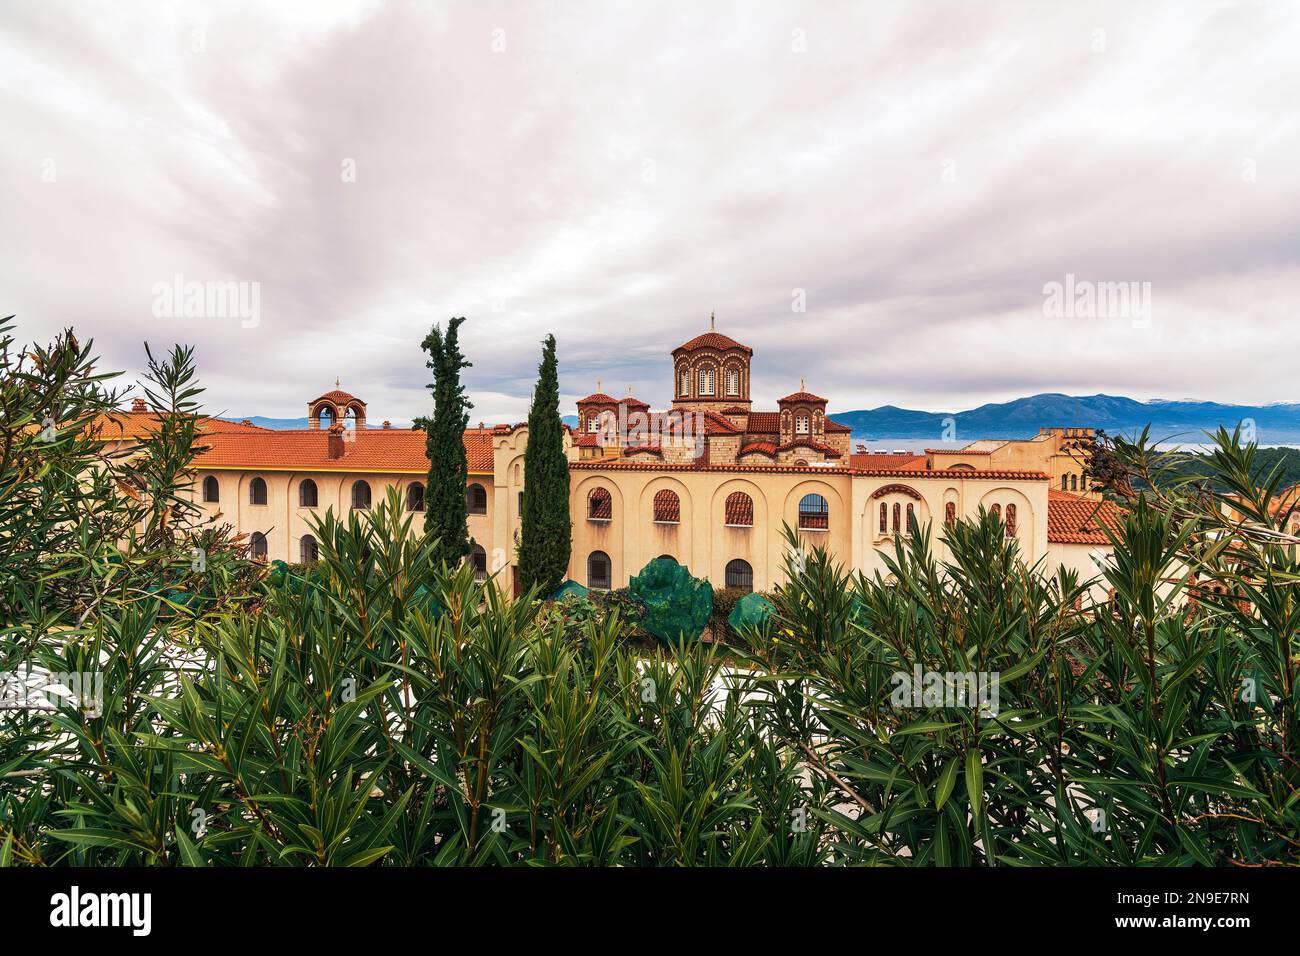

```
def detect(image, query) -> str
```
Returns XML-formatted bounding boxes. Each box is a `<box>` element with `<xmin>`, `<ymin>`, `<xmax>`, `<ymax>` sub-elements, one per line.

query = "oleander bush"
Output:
<box><xmin>1</xmin><ymin>321</ymin><xmax>1297</xmax><ymax>866</ymax></box>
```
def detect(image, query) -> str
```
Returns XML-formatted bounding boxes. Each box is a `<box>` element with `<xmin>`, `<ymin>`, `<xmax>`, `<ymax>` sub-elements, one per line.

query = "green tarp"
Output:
<box><xmin>728</xmin><ymin>592</ymin><xmax>775</xmax><ymax>633</ymax></box>
<box><xmin>551</xmin><ymin>579</ymin><xmax>590</xmax><ymax>601</ymax></box>
<box><xmin>628</xmin><ymin>557</ymin><xmax>712</xmax><ymax>643</ymax></box>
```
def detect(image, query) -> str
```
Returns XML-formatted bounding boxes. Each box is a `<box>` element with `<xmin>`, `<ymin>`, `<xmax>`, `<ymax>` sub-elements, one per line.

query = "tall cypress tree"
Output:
<box><xmin>517</xmin><ymin>334</ymin><xmax>570</xmax><ymax>595</ymax></box>
<box><xmin>417</xmin><ymin>316</ymin><xmax>472</xmax><ymax>567</ymax></box>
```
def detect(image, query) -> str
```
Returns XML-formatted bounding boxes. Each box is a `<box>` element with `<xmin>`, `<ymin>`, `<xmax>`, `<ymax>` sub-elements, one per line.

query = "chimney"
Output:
<box><xmin>131</xmin><ymin>397</ymin><xmax>147</xmax><ymax>413</ymax></box>
<box><xmin>241</xmin><ymin>419</ymin><xmax>253</xmax><ymax>426</ymax></box>
<box><xmin>382</xmin><ymin>420</ymin><xmax>391</xmax><ymax>429</ymax></box>
<box><xmin>327</xmin><ymin>422</ymin><xmax>346</xmax><ymax>460</ymax></box>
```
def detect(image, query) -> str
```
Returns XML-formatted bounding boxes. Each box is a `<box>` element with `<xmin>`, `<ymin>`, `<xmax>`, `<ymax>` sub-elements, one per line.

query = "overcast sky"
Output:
<box><xmin>3</xmin><ymin>0</ymin><xmax>1299</xmax><ymax>423</ymax></box>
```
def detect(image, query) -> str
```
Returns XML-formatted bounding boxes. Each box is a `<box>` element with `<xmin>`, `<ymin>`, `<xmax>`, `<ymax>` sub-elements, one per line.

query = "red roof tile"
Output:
<box><xmin>778</xmin><ymin>390</ymin><xmax>827</xmax><ymax>404</ymax></box>
<box><xmin>744</xmin><ymin>411</ymin><xmax>781</xmax><ymax>433</ymax></box>
<box><xmin>849</xmin><ymin>453</ymin><xmax>926</xmax><ymax>470</ymax></box>
<box><xmin>192</xmin><ymin>427</ymin><xmax>496</xmax><ymax>474</ymax></box>
<box><xmin>673</xmin><ymin>331</ymin><xmax>753</xmax><ymax>355</ymax></box>
<box><xmin>92</xmin><ymin>411</ymin><xmax>268</xmax><ymax>441</ymax></box>
<box><xmin>739</xmin><ymin>441</ymin><xmax>777</xmax><ymax>457</ymax></box>
<box><xmin>777</xmin><ymin>439</ymin><xmax>842</xmax><ymax>458</ymax></box>
<box><xmin>1047</xmin><ymin>490</ymin><xmax>1124</xmax><ymax>544</ymax></box>
<box><xmin>825</xmin><ymin>419</ymin><xmax>851</xmax><ymax>432</ymax></box>
<box><xmin>576</xmin><ymin>392</ymin><xmax>620</xmax><ymax>405</ymax></box>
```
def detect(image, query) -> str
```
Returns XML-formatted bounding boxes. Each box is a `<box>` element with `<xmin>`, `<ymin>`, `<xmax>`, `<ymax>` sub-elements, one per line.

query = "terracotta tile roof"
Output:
<box><xmin>739</xmin><ymin>441</ymin><xmax>777</xmax><ymax>457</ymax></box>
<box><xmin>311</xmin><ymin>389</ymin><xmax>364</xmax><ymax>405</ymax></box>
<box><xmin>653</xmin><ymin>489</ymin><xmax>680</xmax><ymax>522</ymax></box>
<box><xmin>849</xmin><ymin>453</ymin><xmax>926</xmax><ymax>470</ymax></box>
<box><xmin>777</xmin><ymin>439</ymin><xmax>842</xmax><ymax>458</ymax></box>
<box><xmin>573</xmin><ymin>433</ymin><xmax>600</xmax><ymax>447</ymax></box>
<box><xmin>192</xmin><ymin>427</ymin><xmax>496</xmax><ymax>474</ymax></box>
<box><xmin>576</xmin><ymin>392</ymin><xmax>620</xmax><ymax>405</ymax></box>
<box><xmin>720</xmin><ymin>405</ymin><xmax>750</xmax><ymax>415</ymax></box>
<box><xmin>571</xmin><ymin>460</ymin><xmax>848</xmax><ymax>475</ymax></box>
<box><xmin>825</xmin><ymin>419</ymin><xmax>851</xmax><ymax>432</ymax></box>
<box><xmin>744</xmin><ymin>411</ymin><xmax>781</xmax><ymax>433</ymax></box>
<box><xmin>1047</xmin><ymin>490</ymin><xmax>1124</xmax><ymax>544</ymax></box>
<box><xmin>673</xmin><ymin>331</ymin><xmax>753</xmax><ymax>355</ymax></box>
<box><xmin>778</xmin><ymin>390</ymin><xmax>827</xmax><ymax>404</ymax></box>
<box><xmin>929</xmin><ymin>448</ymin><xmax>991</xmax><ymax>455</ymax></box>
<box><xmin>724</xmin><ymin>491</ymin><xmax>754</xmax><ymax>526</ymax></box>
<box><xmin>91</xmin><ymin>411</ymin><xmax>268</xmax><ymax>441</ymax></box>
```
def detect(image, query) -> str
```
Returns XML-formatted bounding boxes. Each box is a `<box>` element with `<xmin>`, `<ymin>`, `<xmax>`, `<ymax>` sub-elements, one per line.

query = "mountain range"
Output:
<box><xmin>222</xmin><ymin>394</ymin><xmax>1300</xmax><ymax>445</ymax></box>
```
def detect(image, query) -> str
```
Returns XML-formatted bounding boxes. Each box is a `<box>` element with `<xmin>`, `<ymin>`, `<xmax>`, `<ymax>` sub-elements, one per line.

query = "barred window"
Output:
<box><xmin>725</xmin><ymin>559</ymin><xmax>753</xmax><ymax>592</ymax></box>
<box><xmin>249</xmin><ymin>477</ymin><xmax>267</xmax><ymax>506</ymax></box>
<box><xmin>1005</xmin><ymin>503</ymin><xmax>1017</xmax><ymax>536</ymax></box>
<box><xmin>945</xmin><ymin>501</ymin><xmax>956</xmax><ymax>527</ymax></box>
<box><xmin>299</xmin><ymin>479</ymin><xmax>318</xmax><ymax>508</ymax></box>
<box><xmin>203</xmin><ymin>476</ymin><xmax>220</xmax><ymax>503</ymax></box>
<box><xmin>299</xmin><ymin>534</ymin><xmax>319</xmax><ymax>564</ymax></box>
<box><xmin>798</xmin><ymin>493</ymin><xmax>829</xmax><ymax>530</ymax></box>
<box><xmin>250</xmin><ymin>531</ymin><xmax>268</xmax><ymax>560</ymax></box>
<box><xmin>351</xmin><ymin>480</ymin><xmax>371</xmax><ymax>510</ymax></box>
<box><xmin>407</xmin><ymin>482</ymin><xmax>425</xmax><ymax>512</ymax></box>
<box><xmin>879</xmin><ymin>503</ymin><xmax>888</xmax><ymax>533</ymax></box>
<box><xmin>588</xmin><ymin>550</ymin><xmax>611</xmax><ymax>589</ymax></box>
<box><xmin>467</xmin><ymin>483</ymin><xmax>487</xmax><ymax>514</ymax></box>
<box><xmin>471</xmin><ymin>544</ymin><xmax>488</xmax><ymax>582</ymax></box>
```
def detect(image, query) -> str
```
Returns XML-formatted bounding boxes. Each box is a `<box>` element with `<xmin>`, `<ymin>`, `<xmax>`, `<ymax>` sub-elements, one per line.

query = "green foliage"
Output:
<box><xmin>415</xmin><ymin>317</ymin><xmax>472</xmax><ymax>568</ymax></box>
<box><xmin>3</xmin><ymin>325</ymin><xmax>1297</xmax><ymax>867</ymax></box>
<box><xmin>518</xmin><ymin>335</ymin><xmax>571</xmax><ymax>595</ymax></box>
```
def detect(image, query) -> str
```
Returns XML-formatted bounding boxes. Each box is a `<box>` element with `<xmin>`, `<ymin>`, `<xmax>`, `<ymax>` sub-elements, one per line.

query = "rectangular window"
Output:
<box><xmin>699</xmin><ymin>368</ymin><xmax>714</xmax><ymax>396</ymax></box>
<box><xmin>795</xmin><ymin>415</ymin><xmax>810</xmax><ymax>435</ymax></box>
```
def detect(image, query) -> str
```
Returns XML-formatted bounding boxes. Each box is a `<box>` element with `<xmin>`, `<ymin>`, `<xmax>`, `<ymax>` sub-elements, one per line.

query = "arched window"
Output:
<box><xmin>945</xmin><ymin>501</ymin><xmax>956</xmax><ymax>527</ymax></box>
<box><xmin>1005</xmin><ymin>504</ymin><xmax>1017</xmax><ymax>536</ymax></box>
<box><xmin>351</xmin><ymin>480</ymin><xmax>372</xmax><ymax>510</ymax></box>
<box><xmin>798</xmin><ymin>493</ymin><xmax>829</xmax><ymax>530</ymax></box>
<box><xmin>679</xmin><ymin>367</ymin><xmax>689</xmax><ymax>397</ymax></box>
<box><xmin>698</xmin><ymin>367</ymin><xmax>714</xmax><ymax>396</ymax></box>
<box><xmin>249</xmin><ymin>477</ymin><xmax>267</xmax><ymax>506</ymax></box>
<box><xmin>1070</xmin><ymin>474</ymin><xmax>1079</xmax><ymax>492</ymax></box>
<box><xmin>588</xmin><ymin>487</ymin><xmax>612</xmax><ymax>520</ymax></box>
<box><xmin>653</xmin><ymin>489</ymin><xmax>680</xmax><ymax>523</ymax></box>
<box><xmin>299</xmin><ymin>534</ymin><xmax>318</xmax><ymax>564</ymax></box>
<box><xmin>518</xmin><ymin>490</ymin><xmax>524</xmax><ymax>514</ymax></box>
<box><xmin>202</xmin><ymin>475</ymin><xmax>219</xmax><ymax>503</ymax></box>
<box><xmin>991</xmin><ymin>504</ymin><xmax>1001</xmax><ymax>522</ymax></box>
<box><xmin>318</xmin><ymin>406</ymin><xmax>335</xmax><ymax>429</ymax></box>
<box><xmin>725</xmin><ymin>367</ymin><xmax>739</xmax><ymax>396</ymax></box>
<box><xmin>587</xmin><ymin>550</ymin><xmax>611</xmax><ymax>589</ymax></box>
<box><xmin>795</xmin><ymin>414</ymin><xmax>810</xmax><ymax>435</ymax></box>
<box><xmin>725</xmin><ymin>492</ymin><xmax>754</xmax><ymax>527</ymax></box>
<box><xmin>470</xmin><ymin>544</ymin><xmax>487</xmax><ymax>582</ymax></box>
<box><xmin>1061</xmin><ymin>475</ymin><xmax>1069</xmax><ymax>491</ymax></box>
<box><xmin>656</xmin><ymin>554</ymin><xmax>678</xmax><ymax>564</ymax></box>
<box><xmin>249</xmin><ymin>531</ymin><xmax>268</xmax><ymax>560</ymax></box>
<box><xmin>879</xmin><ymin>503</ymin><xmax>888</xmax><ymax>533</ymax></box>
<box><xmin>892</xmin><ymin>502</ymin><xmax>901</xmax><ymax>533</ymax></box>
<box><xmin>407</xmin><ymin>482</ymin><xmax>425</xmax><ymax>512</ymax></box>
<box><xmin>906</xmin><ymin>502</ymin><xmax>915</xmax><ymax>533</ymax></box>
<box><xmin>298</xmin><ymin>479</ymin><xmax>318</xmax><ymax>508</ymax></box>
<box><xmin>725</xmin><ymin>558</ymin><xmax>753</xmax><ymax>592</ymax></box>
<box><xmin>466</xmin><ymin>483</ymin><xmax>487</xmax><ymax>514</ymax></box>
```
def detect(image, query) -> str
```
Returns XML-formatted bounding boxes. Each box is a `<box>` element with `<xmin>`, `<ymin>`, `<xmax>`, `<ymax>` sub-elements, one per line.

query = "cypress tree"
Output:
<box><xmin>517</xmin><ymin>334</ymin><xmax>571</xmax><ymax>595</ymax></box>
<box><xmin>416</xmin><ymin>316</ymin><xmax>472</xmax><ymax>568</ymax></box>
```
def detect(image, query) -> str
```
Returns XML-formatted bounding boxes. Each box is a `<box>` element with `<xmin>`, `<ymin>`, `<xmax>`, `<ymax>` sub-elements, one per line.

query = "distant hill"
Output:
<box><xmin>829</xmin><ymin>394</ymin><xmax>1300</xmax><ymax>444</ymax></box>
<box><xmin>226</xmin><ymin>395</ymin><xmax>1300</xmax><ymax>444</ymax></box>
